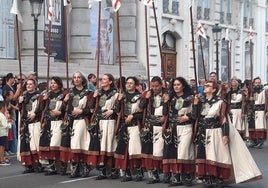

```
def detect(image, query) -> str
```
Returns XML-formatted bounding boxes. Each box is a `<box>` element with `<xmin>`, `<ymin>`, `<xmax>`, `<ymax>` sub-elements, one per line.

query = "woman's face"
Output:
<box><xmin>173</xmin><ymin>80</ymin><xmax>184</xmax><ymax>94</ymax></box>
<box><xmin>73</xmin><ymin>72</ymin><xmax>83</xmax><ymax>87</ymax></box>
<box><xmin>231</xmin><ymin>80</ymin><xmax>238</xmax><ymax>88</ymax></box>
<box><xmin>203</xmin><ymin>82</ymin><xmax>214</xmax><ymax>94</ymax></box>
<box><xmin>151</xmin><ymin>81</ymin><xmax>162</xmax><ymax>95</ymax></box>
<box><xmin>26</xmin><ymin>80</ymin><xmax>36</xmax><ymax>92</ymax></box>
<box><xmin>50</xmin><ymin>79</ymin><xmax>60</xmax><ymax>91</ymax></box>
<box><xmin>101</xmin><ymin>75</ymin><xmax>112</xmax><ymax>88</ymax></box>
<box><xmin>125</xmin><ymin>78</ymin><xmax>136</xmax><ymax>92</ymax></box>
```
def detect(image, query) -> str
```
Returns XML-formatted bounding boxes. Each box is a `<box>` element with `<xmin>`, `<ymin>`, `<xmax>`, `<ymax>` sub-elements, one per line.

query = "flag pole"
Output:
<box><xmin>227</xmin><ymin>40</ymin><xmax>231</xmax><ymax>81</ymax></box>
<box><xmin>96</xmin><ymin>1</ymin><xmax>101</xmax><ymax>89</ymax></box>
<box><xmin>152</xmin><ymin>1</ymin><xmax>166</xmax><ymax>88</ymax></box>
<box><xmin>116</xmin><ymin>11</ymin><xmax>123</xmax><ymax>91</ymax></box>
<box><xmin>63</xmin><ymin>5</ymin><xmax>69</xmax><ymax>90</ymax></box>
<box><xmin>190</xmin><ymin>5</ymin><xmax>198</xmax><ymax>92</ymax></box>
<box><xmin>15</xmin><ymin>15</ymin><xmax>23</xmax><ymax>87</ymax></box>
<box><xmin>199</xmin><ymin>36</ymin><xmax>206</xmax><ymax>81</ymax></box>
<box><xmin>145</xmin><ymin>5</ymin><xmax>150</xmax><ymax>85</ymax></box>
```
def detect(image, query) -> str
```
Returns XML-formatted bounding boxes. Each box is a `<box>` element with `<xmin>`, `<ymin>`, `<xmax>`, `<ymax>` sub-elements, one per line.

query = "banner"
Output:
<box><xmin>44</xmin><ymin>0</ymin><xmax>65</xmax><ymax>61</ymax></box>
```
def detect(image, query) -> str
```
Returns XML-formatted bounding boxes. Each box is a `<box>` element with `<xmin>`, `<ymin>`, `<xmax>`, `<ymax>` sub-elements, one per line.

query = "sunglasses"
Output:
<box><xmin>204</xmin><ymin>84</ymin><xmax>213</xmax><ymax>88</ymax></box>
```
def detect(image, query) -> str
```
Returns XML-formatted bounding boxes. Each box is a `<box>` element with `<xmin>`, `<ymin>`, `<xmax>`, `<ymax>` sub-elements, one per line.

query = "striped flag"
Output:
<box><xmin>88</xmin><ymin>0</ymin><xmax>101</xmax><ymax>9</ymax></box>
<box><xmin>112</xmin><ymin>0</ymin><xmax>121</xmax><ymax>12</ymax></box>
<box><xmin>48</xmin><ymin>0</ymin><xmax>55</xmax><ymax>22</ymax></box>
<box><xmin>143</xmin><ymin>0</ymin><xmax>153</xmax><ymax>6</ymax></box>
<box><xmin>63</xmin><ymin>0</ymin><xmax>71</xmax><ymax>6</ymax></box>
<box><xmin>10</xmin><ymin>0</ymin><xmax>23</xmax><ymax>22</ymax></box>
<box><xmin>249</xmin><ymin>26</ymin><xmax>253</xmax><ymax>40</ymax></box>
<box><xmin>196</xmin><ymin>22</ymin><xmax>207</xmax><ymax>39</ymax></box>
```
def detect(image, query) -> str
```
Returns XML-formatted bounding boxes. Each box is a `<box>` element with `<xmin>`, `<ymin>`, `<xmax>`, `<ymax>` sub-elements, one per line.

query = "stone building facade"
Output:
<box><xmin>0</xmin><ymin>0</ymin><xmax>268</xmax><ymax>85</ymax></box>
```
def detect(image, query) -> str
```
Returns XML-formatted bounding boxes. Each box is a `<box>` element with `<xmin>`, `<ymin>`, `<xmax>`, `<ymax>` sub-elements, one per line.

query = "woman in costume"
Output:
<box><xmin>60</xmin><ymin>71</ymin><xmax>93</xmax><ymax>178</ymax></box>
<box><xmin>89</xmin><ymin>73</ymin><xmax>118</xmax><ymax>180</ymax></box>
<box><xmin>19</xmin><ymin>79</ymin><xmax>41</xmax><ymax>173</ymax></box>
<box><xmin>163</xmin><ymin>77</ymin><xmax>195</xmax><ymax>186</ymax></box>
<box><xmin>39</xmin><ymin>76</ymin><xmax>65</xmax><ymax>175</ymax></box>
<box><xmin>114</xmin><ymin>76</ymin><xmax>143</xmax><ymax>182</ymax></box>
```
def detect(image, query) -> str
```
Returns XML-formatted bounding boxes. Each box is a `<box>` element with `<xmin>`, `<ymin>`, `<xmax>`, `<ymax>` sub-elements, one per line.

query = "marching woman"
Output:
<box><xmin>39</xmin><ymin>77</ymin><xmax>65</xmax><ymax>175</ymax></box>
<box><xmin>18</xmin><ymin>79</ymin><xmax>42</xmax><ymax>173</ymax></box>
<box><xmin>114</xmin><ymin>76</ymin><xmax>143</xmax><ymax>182</ymax></box>
<box><xmin>139</xmin><ymin>76</ymin><xmax>168</xmax><ymax>184</ymax></box>
<box><xmin>163</xmin><ymin>77</ymin><xmax>195</xmax><ymax>186</ymax></box>
<box><xmin>194</xmin><ymin>80</ymin><xmax>231</xmax><ymax>186</ymax></box>
<box><xmin>88</xmin><ymin>73</ymin><xmax>118</xmax><ymax>180</ymax></box>
<box><xmin>60</xmin><ymin>71</ymin><xmax>93</xmax><ymax>178</ymax></box>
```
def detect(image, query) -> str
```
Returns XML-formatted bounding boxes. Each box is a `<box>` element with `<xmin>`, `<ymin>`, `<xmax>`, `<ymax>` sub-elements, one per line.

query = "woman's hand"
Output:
<box><xmin>102</xmin><ymin>109</ymin><xmax>113</xmax><ymax>119</ymax></box>
<box><xmin>125</xmin><ymin>114</ymin><xmax>133</xmax><ymax>124</ymax></box>
<box><xmin>222</xmin><ymin>136</ymin><xmax>229</xmax><ymax>145</ymax></box>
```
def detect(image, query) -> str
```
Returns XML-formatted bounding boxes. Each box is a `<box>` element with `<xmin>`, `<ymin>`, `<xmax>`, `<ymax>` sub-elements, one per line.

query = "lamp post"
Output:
<box><xmin>212</xmin><ymin>23</ymin><xmax>222</xmax><ymax>78</ymax></box>
<box><xmin>29</xmin><ymin>0</ymin><xmax>44</xmax><ymax>81</ymax></box>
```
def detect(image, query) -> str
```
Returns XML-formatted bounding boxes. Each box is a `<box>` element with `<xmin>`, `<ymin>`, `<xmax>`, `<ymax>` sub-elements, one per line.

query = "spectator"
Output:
<box><xmin>0</xmin><ymin>101</ymin><xmax>11</xmax><ymax>166</ymax></box>
<box><xmin>87</xmin><ymin>73</ymin><xmax>97</xmax><ymax>91</ymax></box>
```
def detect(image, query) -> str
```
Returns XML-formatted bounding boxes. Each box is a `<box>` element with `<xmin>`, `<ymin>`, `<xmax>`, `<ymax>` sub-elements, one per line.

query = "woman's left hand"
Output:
<box><xmin>223</xmin><ymin>136</ymin><xmax>229</xmax><ymax>145</ymax></box>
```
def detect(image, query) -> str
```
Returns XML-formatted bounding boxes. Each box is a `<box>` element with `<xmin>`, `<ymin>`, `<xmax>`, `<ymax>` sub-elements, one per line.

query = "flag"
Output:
<box><xmin>143</xmin><ymin>0</ymin><xmax>153</xmax><ymax>6</ymax></box>
<box><xmin>48</xmin><ymin>0</ymin><xmax>55</xmax><ymax>22</ymax></box>
<box><xmin>63</xmin><ymin>0</ymin><xmax>71</xmax><ymax>6</ymax></box>
<box><xmin>112</xmin><ymin>0</ymin><xmax>121</xmax><ymax>12</ymax></box>
<box><xmin>10</xmin><ymin>0</ymin><xmax>23</xmax><ymax>23</ymax></box>
<box><xmin>196</xmin><ymin>22</ymin><xmax>207</xmax><ymax>39</ymax></box>
<box><xmin>225</xmin><ymin>28</ymin><xmax>229</xmax><ymax>41</ymax></box>
<box><xmin>88</xmin><ymin>0</ymin><xmax>101</xmax><ymax>9</ymax></box>
<box><xmin>249</xmin><ymin>26</ymin><xmax>253</xmax><ymax>40</ymax></box>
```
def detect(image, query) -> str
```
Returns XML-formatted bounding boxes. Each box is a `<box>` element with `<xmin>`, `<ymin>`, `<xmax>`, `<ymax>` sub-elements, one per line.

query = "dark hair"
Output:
<box><xmin>104</xmin><ymin>73</ymin><xmax>117</xmax><ymax>90</ymax></box>
<box><xmin>169</xmin><ymin>77</ymin><xmax>193</xmax><ymax>98</ymax></box>
<box><xmin>0</xmin><ymin>101</ymin><xmax>5</xmax><ymax>110</ymax></box>
<box><xmin>253</xmin><ymin>77</ymin><xmax>261</xmax><ymax>84</ymax></box>
<box><xmin>6</xmin><ymin>73</ymin><xmax>15</xmax><ymax>81</ymax></box>
<box><xmin>51</xmin><ymin>76</ymin><xmax>63</xmax><ymax>90</ymax></box>
<box><xmin>209</xmin><ymin>72</ymin><xmax>217</xmax><ymax>76</ymax></box>
<box><xmin>151</xmin><ymin>76</ymin><xmax>162</xmax><ymax>85</ymax></box>
<box><xmin>126</xmin><ymin>76</ymin><xmax>139</xmax><ymax>86</ymax></box>
<box><xmin>88</xmin><ymin>73</ymin><xmax>96</xmax><ymax>80</ymax></box>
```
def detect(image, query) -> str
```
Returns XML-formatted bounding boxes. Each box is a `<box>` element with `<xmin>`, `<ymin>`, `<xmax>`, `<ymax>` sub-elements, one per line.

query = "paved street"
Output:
<box><xmin>0</xmin><ymin>143</ymin><xmax>268</xmax><ymax>188</ymax></box>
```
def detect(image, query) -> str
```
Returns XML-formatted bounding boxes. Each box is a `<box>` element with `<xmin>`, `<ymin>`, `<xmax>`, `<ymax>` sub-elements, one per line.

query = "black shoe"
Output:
<box><xmin>147</xmin><ymin>178</ymin><xmax>160</xmax><ymax>184</ymax></box>
<box><xmin>95</xmin><ymin>166</ymin><xmax>107</xmax><ymax>180</ymax></box>
<box><xmin>35</xmin><ymin>164</ymin><xmax>45</xmax><ymax>173</ymax></box>
<box><xmin>121</xmin><ymin>175</ymin><xmax>132</xmax><ymax>182</ymax></box>
<box><xmin>95</xmin><ymin>174</ymin><xmax>107</xmax><ymax>180</ymax></box>
<box><xmin>80</xmin><ymin>163</ymin><xmax>91</xmax><ymax>178</ymax></box>
<box><xmin>163</xmin><ymin>173</ymin><xmax>171</xmax><ymax>183</ymax></box>
<box><xmin>181</xmin><ymin>174</ymin><xmax>193</xmax><ymax>187</ymax></box>
<box><xmin>45</xmin><ymin>161</ymin><xmax>57</xmax><ymax>176</ymax></box>
<box><xmin>60</xmin><ymin>162</ymin><xmax>68</xmax><ymax>176</ymax></box>
<box><xmin>135</xmin><ymin>167</ymin><xmax>144</xmax><ymax>182</ymax></box>
<box><xmin>110</xmin><ymin>168</ymin><xmax>120</xmax><ymax>179</ymax></box>
<box><xmin>23</xmin><ymin>165</ymin><xmax>34</xmax><ymax>174</ymax></box>
<box><xmin>169</xmin><ymin>173</ymin><xmax>182</xmax><ymax>187</ymax></box>
<box><xmin>70</xmin><ymin>163</ymin><xmax>80</xmax><ymax>178</ymax></box>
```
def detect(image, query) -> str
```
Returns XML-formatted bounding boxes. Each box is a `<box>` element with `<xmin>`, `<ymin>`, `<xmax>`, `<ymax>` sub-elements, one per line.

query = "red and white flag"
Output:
<box><xmin>10</xmin><ymin>0</ymin><xmax>23</xmax><ymax>23</ymax></box>
<box><xmin>88</xmin><ymin>0</ymin><xmax>101</xmax><ymax>9</ymax></box>
<box><xmin>112</xmin><ymin>0</ymin><xmax>121</xmax><ymax>12</ymax></box>
<box><xmin>48</xmin><ymin>0</ymin><xmax>55</xmax><ymax>22</ymax></box>
<box><xmin>63</xmin><ymin>0</ymin><xmax>71</xmax><ymax>6</ymax></box>
<box><xmin>143</xmin><ymin>0</ymin><xmax>153</xmax><ymax>6</ymax></box>
<box><xmin>249</xmin><ymin>26</ymin><xmax>253</xmax><ymax>40</ymax></box>
<box><xmin>196</xmin><ymin>22</ymin><xmax>207</xmax><ymax>39</ymax></box>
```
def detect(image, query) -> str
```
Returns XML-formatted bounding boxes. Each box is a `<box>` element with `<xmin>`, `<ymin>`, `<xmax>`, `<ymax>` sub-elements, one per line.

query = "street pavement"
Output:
<box><xmin>0</xmin><ymin>142</ymin><xmax>268</xmax><ymax>188</ymax></box>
